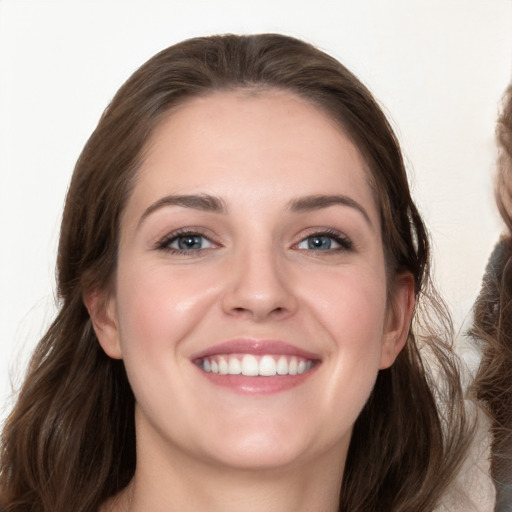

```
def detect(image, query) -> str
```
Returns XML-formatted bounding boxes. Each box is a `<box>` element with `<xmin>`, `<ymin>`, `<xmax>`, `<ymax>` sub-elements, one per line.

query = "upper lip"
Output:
<box><xmin>190</xmin><ymin>339</ymin><xmax>321</xmax><ymax>361</ymax></box>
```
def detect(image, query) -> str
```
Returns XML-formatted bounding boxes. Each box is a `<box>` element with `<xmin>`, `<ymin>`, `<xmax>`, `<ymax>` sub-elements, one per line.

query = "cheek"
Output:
<box><xmin>298</xmin><ymin>266</ymin><xmax>387</xmax><ymax>408</ymax></box>
<box><xmin>115</xmin><ymin>260</ymin><xmax>214</xmax><ymax>349</ymax></box>
<box><xmin>301</xmin><ymin>264</ymin><xmax>387</xmax><ymax>343</ymax></box>
<box><xmin>113</xmin><ymin>260</ymin><xmax>215</xmax><ymax>427</ymax></box>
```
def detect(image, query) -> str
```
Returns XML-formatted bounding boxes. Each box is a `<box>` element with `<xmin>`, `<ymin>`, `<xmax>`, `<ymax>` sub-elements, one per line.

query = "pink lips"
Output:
<box><xmin>191</xmin><ymin>339</ymin><xmax>321</xmax><ymax>395</ymax></box>
<box><xmin>191</xmin><ymin>339</ymin><xmax>320</xmax><ymax>360</ymax></box>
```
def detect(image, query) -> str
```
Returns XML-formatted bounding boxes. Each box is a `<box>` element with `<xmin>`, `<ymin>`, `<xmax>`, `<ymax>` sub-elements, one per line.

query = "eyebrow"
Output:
<box><xmin>138</xmin><ymin>194</ymin><xmax>226</xmax><ymax>227</ymax></box>
<box><xmin>288</xmin><ymin>194</ymin><xmax>372</xmax><ymax>226</ymax></box>
<box><xmin>138</xmin><ymin>192</ymin><xmax>372</xmax><ymax>228</ymax></box>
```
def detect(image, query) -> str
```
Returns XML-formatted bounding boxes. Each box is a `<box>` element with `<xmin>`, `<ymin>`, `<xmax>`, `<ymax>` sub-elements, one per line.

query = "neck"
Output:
<box><xmin>130</xmin><ymin>466</ymin><xmax>342</xmax><ymax>512</ymax></box>
<box><xmin>127</xmin><ymin>459</ymin><xmax>343</xmax><ymax>512</ymax></box>
<box><xmin>104</xmin><ymin>422</ymin><xmax>347</xmax><ymax>512</ymax></box>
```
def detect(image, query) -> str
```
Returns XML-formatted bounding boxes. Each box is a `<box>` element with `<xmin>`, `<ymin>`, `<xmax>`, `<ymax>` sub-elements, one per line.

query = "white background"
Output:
<box><xmin>1</xmin><ymin>0</ymin><xmax>511</xmax><ymax>422</ymax></box>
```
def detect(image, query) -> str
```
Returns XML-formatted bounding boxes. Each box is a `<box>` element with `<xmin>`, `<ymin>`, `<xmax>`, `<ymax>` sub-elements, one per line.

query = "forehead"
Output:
<box><xmin>127</xmin><ymin>90</ymin><xmax>378</xmax><ymax>222</ymax></box>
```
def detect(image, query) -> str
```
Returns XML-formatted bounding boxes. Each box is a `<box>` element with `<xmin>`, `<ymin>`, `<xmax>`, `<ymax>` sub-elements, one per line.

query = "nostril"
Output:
<box><xmin>228</xmin><ymin>305</ymin><xmax>289</xmax><ymax>319</ymax></box>
<box><xmin>269</xmin><ymin>307</ymin><xmax>290</xmax><ymax>318</ymax></box>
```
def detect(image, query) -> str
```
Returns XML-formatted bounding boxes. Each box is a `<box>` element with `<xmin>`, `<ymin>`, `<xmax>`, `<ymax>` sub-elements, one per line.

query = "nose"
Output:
<box><xmin>221</xmin><ymin>244</ymin><xmax>299</xmax><ymax>321</ymax></box>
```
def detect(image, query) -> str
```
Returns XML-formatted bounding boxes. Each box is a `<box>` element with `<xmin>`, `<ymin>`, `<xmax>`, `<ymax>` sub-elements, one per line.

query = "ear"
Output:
<box><xmin>379</xmin><ymin>272</ymin><xmax>415</xmax><ymax>369</ymax></box>
<box><xmin>83</xmin><ymin>288</ymin><xmax>123</xmax><ymax>359</ymax></box>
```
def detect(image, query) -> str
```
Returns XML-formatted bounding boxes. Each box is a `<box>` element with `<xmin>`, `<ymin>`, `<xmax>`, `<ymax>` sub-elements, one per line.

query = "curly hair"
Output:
<box><xmin>471</xmin><ymin>85</ymin><xmax>512</xmax><ymax>512</ymax></box>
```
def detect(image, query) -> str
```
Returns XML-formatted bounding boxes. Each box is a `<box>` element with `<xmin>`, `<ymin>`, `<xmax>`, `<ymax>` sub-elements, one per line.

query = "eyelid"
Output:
<box><xmin>293</xmin><ymin>228</ymin><xmax>354</xmax><ymax>252</ymax></box>
<box><xmin>153</xmin><ymin>226</ymin><xmax>354</xmax><ymax>254</ymax></box>
<box><xmin>154</xmin><ymin>227</ymin><xmax>220</xmax><ymax>253</ymax></box>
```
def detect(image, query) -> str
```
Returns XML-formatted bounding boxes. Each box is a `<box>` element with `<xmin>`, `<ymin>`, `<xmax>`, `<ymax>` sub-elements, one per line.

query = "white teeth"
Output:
<box><xmin>288</xmin><ymin>357</ymin><xmax>298</xmax><ymax>375</ymax></box>
<box><xmin>276</xmin><ymin>356</ymin><xmax>288</xmax><ymax>375</ymax></box>
<box><xmin>218</xmin><ymin>357</ymin><xmax>229</xmax><ymax>375</ymax></box>
<box><xmin>228</xmin><ymin>357</ymin><xmax>242</xmax><ymax>375</ymax></box>
<box><xmin>241</xmin><ymin>354</ymin><xmax>259</xmax><ymax>376</ymax></box>
<box><xmin>259</xmin><ymin>355</ymin><xmax>277</xmax><ymax>376</ymax></box>
<box><xmin>200</xmin><ymin>354</ymin><xmax>315</xmax><ymax>376</ymax></box>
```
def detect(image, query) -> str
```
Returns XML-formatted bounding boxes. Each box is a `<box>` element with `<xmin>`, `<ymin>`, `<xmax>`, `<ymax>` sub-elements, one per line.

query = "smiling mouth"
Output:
<box><xmin>196</xmin><ymin>354</ymin><xmax>316</xmax><ymax>376</ymax></box>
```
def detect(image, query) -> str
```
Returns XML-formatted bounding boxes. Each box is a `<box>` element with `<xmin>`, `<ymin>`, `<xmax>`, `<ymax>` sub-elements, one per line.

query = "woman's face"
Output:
<box><xmin>92</xmin><ymin>90</ymin><xmax>412</xmax><ymax>474</ymax></box>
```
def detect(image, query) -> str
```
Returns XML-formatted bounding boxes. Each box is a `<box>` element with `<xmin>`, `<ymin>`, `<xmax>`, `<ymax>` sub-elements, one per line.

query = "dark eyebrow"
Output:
<box><xmin>288</xmin><ymin>194</ymin><xmax>372</xmax><ymax>227</ymax></box>
<box><xmin>138</xmin><ymin>194</ymin><xmax>226</xmax><ymax>227</ymax></box>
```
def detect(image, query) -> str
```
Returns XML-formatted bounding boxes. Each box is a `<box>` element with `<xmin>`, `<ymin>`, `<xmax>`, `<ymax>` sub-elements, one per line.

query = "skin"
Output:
<box><xmin>89</xmin><ymin>90</ymin><xmax>414</xmax><ymax>512</ymax></box>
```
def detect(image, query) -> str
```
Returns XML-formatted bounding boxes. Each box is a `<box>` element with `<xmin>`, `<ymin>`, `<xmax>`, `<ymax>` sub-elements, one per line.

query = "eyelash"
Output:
<box><xmin>296</xmin><ymin>228</ymin><xmax>354</xmax><ymax>253</ymax></box>
<box><xmin>154</xmin><ymin>228</ymin><xmax>354</xmax><ymax>255</ymax></box>
<box><xmin>155</xmin><ymin>229</ymin><xmax>218</xmax><ymax>255</ymax></box>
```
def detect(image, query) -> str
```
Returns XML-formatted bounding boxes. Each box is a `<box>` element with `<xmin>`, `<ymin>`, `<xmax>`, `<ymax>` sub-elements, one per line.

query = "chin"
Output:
<box><xmin>206</xmin><ymin>440</ymin><xmax>306</xmax><ymax>472</ymax></box>
<box><xmin>196</xmin><ymin>416</ymin><xmax>338</xmax><ymax>472</ymax></box>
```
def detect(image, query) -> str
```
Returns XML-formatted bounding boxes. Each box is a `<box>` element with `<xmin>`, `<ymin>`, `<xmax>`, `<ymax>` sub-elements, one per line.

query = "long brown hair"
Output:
<box><xmin>0</xmin><ymin>34</ymin><xmax>471</xmax><ymax>512</ymax></box>
<box><xmin>471</xmin><ymin>85</ymin><xmax>512</xmax><ymax>512</ymax></box>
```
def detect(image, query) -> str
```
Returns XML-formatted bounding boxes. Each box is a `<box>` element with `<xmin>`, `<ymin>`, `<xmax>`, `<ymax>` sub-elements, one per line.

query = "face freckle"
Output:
<box><xmin>95</xmin><ymin>90</ymin><xmax>410</xmax><ymax>476</ymax></box>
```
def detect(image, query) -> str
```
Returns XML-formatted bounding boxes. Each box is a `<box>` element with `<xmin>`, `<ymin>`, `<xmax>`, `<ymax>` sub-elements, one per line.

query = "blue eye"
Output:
<box><xmin>157</xmin><ymin>232</ymin><xmax>216</xmax><ymax>253</ymax></box>
<box><xmin>173</xmin><ymin>235</ymin><xmax>204</xmax><ymax>250</ymax></box>
<box><xmin>296</xmin><ymin>232</ymin><xmax>352</xmax><ymax>251</ymax></box>
<box><xmin>305</xmin><ymin>235</ymin><xmax>335</xmax><ymax>250</ymax></box>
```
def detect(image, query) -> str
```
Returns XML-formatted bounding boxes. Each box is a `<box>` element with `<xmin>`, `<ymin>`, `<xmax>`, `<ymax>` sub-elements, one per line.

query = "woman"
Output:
<box><xmin>0</xmin><ymin>34</ymin><xmax>472</xmax><ymax>512</ymax></box>
<box><xmin>472</xmin><ymin>85</ymin><xmax>512</xmax><ymax>512</ymax></box>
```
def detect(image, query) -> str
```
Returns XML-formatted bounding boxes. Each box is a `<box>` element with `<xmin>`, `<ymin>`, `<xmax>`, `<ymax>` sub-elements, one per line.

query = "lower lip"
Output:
<box><xmin>196</xmin><ymin>365</ymin><xmax>319</xmax><ymax>394</ymax></box>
